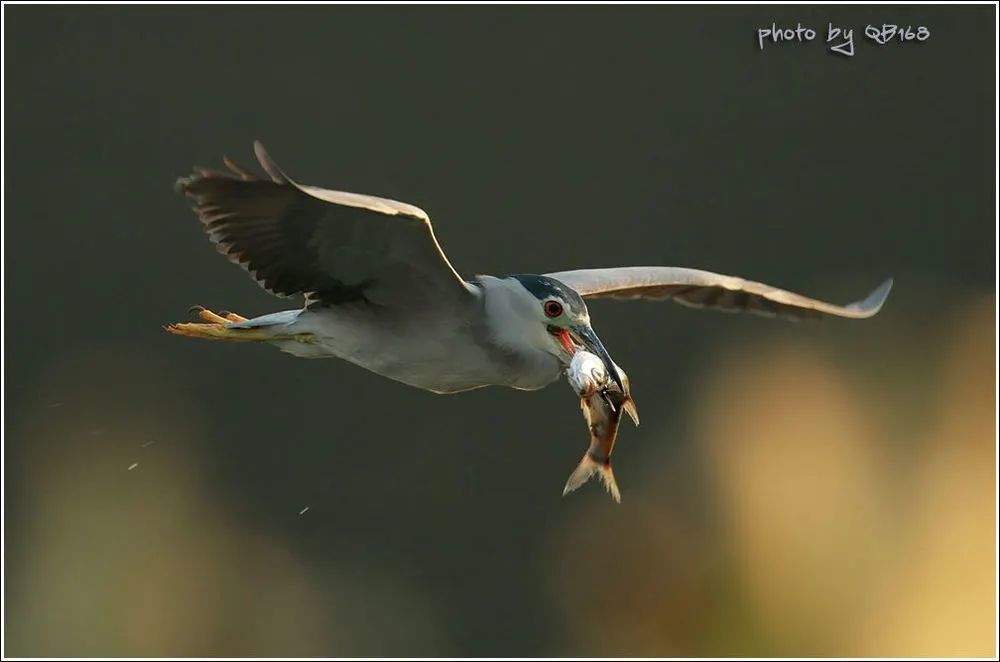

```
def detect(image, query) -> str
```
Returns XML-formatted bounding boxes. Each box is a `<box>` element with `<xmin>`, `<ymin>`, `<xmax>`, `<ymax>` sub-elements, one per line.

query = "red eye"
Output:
<box><xmin>544</xmin><ymin>300</ymin><xmax>563</xmax><ymax>318</ymax></box>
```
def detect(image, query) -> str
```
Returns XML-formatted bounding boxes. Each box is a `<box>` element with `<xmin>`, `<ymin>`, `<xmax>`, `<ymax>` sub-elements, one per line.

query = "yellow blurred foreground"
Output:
<box><xmin>7</xmin><ymin>296</ymin><xmax>996</xmax><ymax>656</ymax></box>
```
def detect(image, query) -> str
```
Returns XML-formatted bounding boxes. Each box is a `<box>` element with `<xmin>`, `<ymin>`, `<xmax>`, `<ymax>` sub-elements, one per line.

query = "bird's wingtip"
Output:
<box><xmin>852</xmin><ymin>277</ymin><xmax>894</xmax><ymax>316</ymax></box>
<box><xmin>174</xmin><ymin>174</ymin><xmax>198</xmax><ymax>195</ymax></box>
<box><xmin>252</xmin><ymin>140</ymin><xmax>288</xmax><ymax>184</ymax></box>
<box><xmin>871</xmin><ymin>276</ymin><xmax>894</xmax><ymax>305</ymax></box>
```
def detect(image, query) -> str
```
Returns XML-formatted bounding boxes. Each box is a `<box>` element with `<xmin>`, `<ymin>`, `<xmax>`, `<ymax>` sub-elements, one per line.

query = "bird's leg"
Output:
<box><xmin>194</xmin><ymin>306</ymin><xmax>230</xmax><ymax>325</ymax></box>
<box><xmin>165</xmin><ymin>322</ymin><xmax>247</xmax><ymax>340</ymax></box>
<box><xmin>165</xmin><ymin>306</ymin><xmax>316</xmax><ymax>343</ymax></box>
<box><xmin>164</xmin><ymin>305</ymin><xmax>254</xmax><ymax>341</ymax></box>
<box><xmin>191</xmin><ymin>305</ymin><xmax>251</xmax><ymax>323</ymax></box>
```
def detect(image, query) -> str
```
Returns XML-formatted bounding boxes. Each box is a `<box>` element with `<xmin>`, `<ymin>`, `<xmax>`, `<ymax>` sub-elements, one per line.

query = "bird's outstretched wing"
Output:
<box><xmin>177</xmin><ymin>141</ymin><xmax>475</xmax><ymax>310</ymax></box>
<box><xmin>545</xmin><ymin>267</ymin><xmax>893</xmax><ymax>321</ymax></box>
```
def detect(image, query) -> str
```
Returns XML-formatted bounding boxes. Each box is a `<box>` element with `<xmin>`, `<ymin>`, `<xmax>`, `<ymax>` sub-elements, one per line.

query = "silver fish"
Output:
<box><xmin>563</xmin><ymin>351</ymin><xmax>639</xmax><ymax>503</ymax></box>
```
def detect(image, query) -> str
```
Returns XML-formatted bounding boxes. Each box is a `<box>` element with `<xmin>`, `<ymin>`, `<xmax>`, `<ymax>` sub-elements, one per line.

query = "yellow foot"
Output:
<box><xmin>165</xmin><ymin>321</ymin><xmax>237</xmax><ymax>341</ymax></box>
<box><xmin>190</xmin><ymin>305</ymin><xmax>229</xmax><ymax>325</ymax></box>
<box><xmin>164</xmin><ymin>306</ymin><xmax>315</xmax><ymax>343</ymax></box>
<box><xmin>193</xmin><ymin>306</ymin><xmax>249</xmax><ymax>323</ymax></box>
<box><xmin>165</xmin><ymin>306</ymin><xmax>257</xmax><ymax>342</ymax></box>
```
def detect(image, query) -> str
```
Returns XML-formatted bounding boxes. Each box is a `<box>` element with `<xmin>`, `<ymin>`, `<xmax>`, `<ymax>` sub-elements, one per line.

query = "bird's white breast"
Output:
<box><xmin>284</xmin><ymin>280</ymin><xmax>563</xmax><ymax>394</ymax></box>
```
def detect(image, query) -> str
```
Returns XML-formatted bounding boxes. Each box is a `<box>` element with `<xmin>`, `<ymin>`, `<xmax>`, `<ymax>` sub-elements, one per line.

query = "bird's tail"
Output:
<box><xmin>562</xmin><ymin>453</ymin><xmax>621</xmax><ymax>503</ymax></box>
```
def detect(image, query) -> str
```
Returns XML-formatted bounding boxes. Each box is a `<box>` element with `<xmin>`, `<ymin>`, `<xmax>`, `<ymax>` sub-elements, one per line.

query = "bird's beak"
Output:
<box><xmin>570</xmin><ymin>324</ymin><xmax>627</xmax><ymax>396</ymax></box>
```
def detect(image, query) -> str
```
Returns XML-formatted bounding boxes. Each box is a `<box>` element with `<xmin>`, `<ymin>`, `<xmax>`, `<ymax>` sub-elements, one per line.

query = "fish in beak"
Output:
<box><xmin>562</xmin><ymin>350</ymin><xmax>637</xmax><ymax>503</ymax></box>
<box><xmin>569</xmin><ymin>324</ymin><xmax>627</xmax><ymax>397</ymax></box>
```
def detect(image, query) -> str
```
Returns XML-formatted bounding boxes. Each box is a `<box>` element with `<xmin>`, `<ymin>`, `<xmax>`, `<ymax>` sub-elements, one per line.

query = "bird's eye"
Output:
<box><xmin>544</xmin><ymin>300</ymin><xmax>563</xmax><ymax>318</ymax></box>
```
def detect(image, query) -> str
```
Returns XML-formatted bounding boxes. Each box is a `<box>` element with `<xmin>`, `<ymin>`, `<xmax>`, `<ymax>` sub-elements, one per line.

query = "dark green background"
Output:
<box><xmin>5</xmin><ymin>5</ymin><xmax>995</xmax><ymax>657</ymax></box>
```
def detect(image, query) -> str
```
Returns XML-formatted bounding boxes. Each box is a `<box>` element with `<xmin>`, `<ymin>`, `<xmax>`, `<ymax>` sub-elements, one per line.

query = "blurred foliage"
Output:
<box><xmin>545</xmin><ymin>297</ymin><xmax>995</xmax><ymax>657</ymax></box>
<box><xmin>6</xmin><ymin>349</ymin><xmax>452</xmax><ymax>657</ymax></box>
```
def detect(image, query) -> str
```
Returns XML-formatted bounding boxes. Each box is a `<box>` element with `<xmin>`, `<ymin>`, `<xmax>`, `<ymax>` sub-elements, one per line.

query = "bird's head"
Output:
<box><xmin>507</xmin><ymin>274</ymin><xmax>627</xmax><ymax>395</ymax></box>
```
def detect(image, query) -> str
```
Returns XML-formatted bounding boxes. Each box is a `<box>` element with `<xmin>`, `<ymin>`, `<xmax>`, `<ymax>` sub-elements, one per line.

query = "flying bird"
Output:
<box><xmin>166</xmin><ymin>142</ymin><xmax>892</xmax><ymax>486</ymax></box>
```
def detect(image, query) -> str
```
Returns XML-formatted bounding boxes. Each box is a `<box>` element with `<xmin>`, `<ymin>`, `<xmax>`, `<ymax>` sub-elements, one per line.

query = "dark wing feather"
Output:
<box><xmin>177</xmin><ymin>142</ymin><xmax>474</xmax><ymax>309</ymax></box>
<box><xmin>545</xmin><ymin>267</ymin><xmax>892</xmax><ymax>321</ymax></box>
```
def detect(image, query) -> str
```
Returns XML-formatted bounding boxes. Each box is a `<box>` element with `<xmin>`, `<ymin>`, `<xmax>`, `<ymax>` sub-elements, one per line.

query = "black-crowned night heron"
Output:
<box><xmin>166</xmin><ymin>141</ymin><xmax>892</xmax><ymax>411</ymax></box>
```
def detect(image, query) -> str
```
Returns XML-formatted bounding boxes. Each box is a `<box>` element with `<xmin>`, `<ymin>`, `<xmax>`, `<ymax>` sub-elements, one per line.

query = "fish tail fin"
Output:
<box><xmin>562</xmin><ymin>453</ymin><xmax>621</xmax><ymax>503</ymax></box>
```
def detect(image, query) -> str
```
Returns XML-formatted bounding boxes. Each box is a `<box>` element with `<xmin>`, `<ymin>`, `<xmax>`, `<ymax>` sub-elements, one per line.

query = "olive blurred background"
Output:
<box><xmin>4</xmin><ymin>4</ymin><xmax>995</xmax><ymax>658</ymax></box>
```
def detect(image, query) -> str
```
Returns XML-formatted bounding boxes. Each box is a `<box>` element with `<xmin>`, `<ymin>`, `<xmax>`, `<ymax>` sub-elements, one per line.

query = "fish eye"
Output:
<box><xmin>543</xmin><ymin>300</ymin><xmax>563</xmax><ymax>318</ymax></box>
